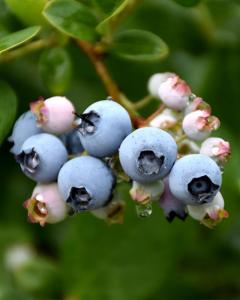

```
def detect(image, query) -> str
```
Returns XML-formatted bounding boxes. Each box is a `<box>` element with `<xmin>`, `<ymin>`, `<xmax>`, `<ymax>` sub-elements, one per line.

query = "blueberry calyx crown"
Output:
<box><xmin>188</xmin><ymin>175</ymin><xmax>219</xmax><ymax>204</ymax></box>
<box><xmin>16</xmin><ymin>148</ymin><xmax>40</xmax><ymax>174</ymax></box>
<box><xmin>166</xmin><ymin>210</ymin><xmax>188</xmax><ymax>223</ymax></box>
<box><xmin>137</xmin><ymin>150</ymin><xmax>164</xmax><ymax>175</ymax></box>
<box><xmin>76</xmin><ymin>111</ymin><xmax>100</xmax><ymax>136</ymax></box>
<box><xmin>67</xmin><ymin>186</ymin><xmax>92</xmax><ymax>212</ymax></box>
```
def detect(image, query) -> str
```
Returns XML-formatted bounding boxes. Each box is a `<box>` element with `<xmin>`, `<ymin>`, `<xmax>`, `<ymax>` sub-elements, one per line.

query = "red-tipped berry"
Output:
<box><xmin>182</xmin><ymin>110</ymin><xmax>220</xmax><ymax>141</ymax></box>
<box><xmin>158</xmin><ymin>75</ymin><xmax>191</xmax><ymax>110</ymax></box>
<box><xmin>24</xmin><ymin>183</ymin><xmax>68</xmax><ymax>226</ymax></box>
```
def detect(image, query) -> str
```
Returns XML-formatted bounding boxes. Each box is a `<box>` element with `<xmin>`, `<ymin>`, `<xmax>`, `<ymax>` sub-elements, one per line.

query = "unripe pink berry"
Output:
<box><xmin>200</xmin><ymin>137</ymin><xmax>230</xmax><ymax>163</ymax></box>
<box><xmin>159</xmin><ymin>178</ymin><xmax>187</xmax><ymax>222</ymax></box>
<box><xmin>187</xmin><ymin>192</ymin><xmax>228</xmax><ymax>228</ymax></box>
<box><xmin>182</xmin><ymin>110</ymin><xmax>220</xmax><ymax>141</ymax></box>
<box><xmin>149</xmin><ymin>108</ymin><xmax>178</xmax><ymax>130</ymax></box>
<box><xmin>158</xmin><ymin>75</ymin><xmax>191</xmax><ymax>110</ymax></box>
<box><xmin>23</xmin><ymin>183</ymin><xmax>68</xmax><ymax>226</ymax></box>
<box><xmin>130</xmin><ymin>180</ymin><xmax>164</xmax><ymax>204</ymax></box>
<box><xmin>148</xmin><ymin>72</ymin><xmax>175</xmax><ymax>98</ymax></box>
<box><xmin>30</xmin><ymin>96</ymin><xmax>75</xmax><ymax>134</ymax></box>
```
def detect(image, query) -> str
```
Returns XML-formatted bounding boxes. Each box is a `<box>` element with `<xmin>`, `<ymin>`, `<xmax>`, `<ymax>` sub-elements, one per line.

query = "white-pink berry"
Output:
<box><xmin>187</xmin><ymin>192</ymin><xmax>228</xmax><ymax>228</ymax></box>
<box><xmin>130</xmin><ymin>180</ymin><xmax>164</xmax><ymax>203</ymax></box>
<box><xmin>158</xmin><ymin>75</ymin><xmax>191</xmax><ymax>110</ymax></box>
<box><xmin>149</xmin><ymin>108</ymin><xmax>178</xmax><ymax>130</ymax></box>
<box><xmin>147</xmin><ymin>72</ymin><xmax>175</xmax><ymax>98</ymax></box>
<box><xmin>182</xmin><ymin>110</ymin><xmax>220</xmax><ymax>141</ymax></box>
<box><xmin>24</xmin><ymin>183</ymin><xmax>68</xmax><ymax>226</ymax></box>
<box><xmin>200</xmin><ymin>137</ymin><xmax>230</xmax><ymax>163</ymax></box>
<box><xmin>30</xmin><ymin>96</ymin><xmax>75</xmax><ymax>134</ymax></box>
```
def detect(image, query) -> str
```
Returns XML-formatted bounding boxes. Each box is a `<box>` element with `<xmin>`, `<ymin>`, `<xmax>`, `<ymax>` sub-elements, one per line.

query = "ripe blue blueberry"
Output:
<box><xmin>16</xmin><ymin>133</ymin><xmax>68</xmax><ymax>183</ymax></box>
<box><xmin>8</xmin><ymin>111</ymin><xmax>43</xmax><ymax>155</ymax></box>
<box><xmin>76</xmin><ymin>100</ymin><xmax>132</xmax><ymax>157</ymax></box>
<box><xmin>119</xmin><ymin>127</ymin><xmax>177</xmax><ymax>183</ymax></box>
<box><xmin>168</xmin><ymin>154</ymin><xmax>222</xmax><ymax>205</ymax></box>
<box><xmin>58</xmin><ymin>156</ymin><xmax>115</xmax><ymax>212</ymax></box>
<box><xmin>60</xmin><ymin>129</ymin><xmax>84</xmax><ymax>155</ymax></box>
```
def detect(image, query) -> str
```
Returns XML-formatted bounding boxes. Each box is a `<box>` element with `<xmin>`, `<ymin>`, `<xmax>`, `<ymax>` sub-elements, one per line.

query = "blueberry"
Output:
<box><xmin>8</xmin><ymin>111</ymin><xmax>43</xmax><ymax>155</ymax></box>
<box><xmin>16</xmin><ymin>133</ymin><xmax>68</xmax><ymax>182</ymax></box>
<box><xmin>60</xmin><ymin>129</ymin><xmax>84</xmax><ymax>155</ymax></box>
<box><xmin>76</xmin><ymin>100</ymin><xmax>132</xmax><ymax>157</ymax></box>
<box><xmin>58</xmin><ymin>156</ymin><xmax>115</xmax><ymax>212</ymax></box>
<box><xmin>168</xmin><ymin>154</ymin><xmax>222</xmax><ymax>205</ymax></box>
<box><xmin>119</xmin><ymin>127</ymin><xmax>177</xmax><ymax>183</ymax></box>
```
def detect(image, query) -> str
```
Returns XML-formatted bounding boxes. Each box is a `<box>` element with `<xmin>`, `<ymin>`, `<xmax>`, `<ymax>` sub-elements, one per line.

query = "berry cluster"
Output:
<box><xmin>9</xmin><ymin>72</ymin><xmax>230</xmax><ymax>228</ymax></box>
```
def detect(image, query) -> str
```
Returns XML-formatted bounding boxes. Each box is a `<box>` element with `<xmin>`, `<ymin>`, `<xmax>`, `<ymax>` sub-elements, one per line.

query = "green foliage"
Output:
<box><xmin>13</xmin><ymin>258</ymin><xmax>60</xmax><ymax>297</ymax></box>
<box><xmin>39</xmin><ymin>46</ymin><xmax>72</xmax><ymax>94</ymax></box>
<box><xmin>58</xmin><ymin>191</ymin><xmax>180</xmax><ymax>300</ymax></box>
<box><xmin>0</xmin><ymin>26</ymin><xmax>40</xmax><ymax>54</ymax></box>
<box><xmin>92</xmin><ymin>0</ymin><xmax>124</xmax><ymax>15</ymax></box>
<box><xmin>43</xmin><ymin>0</ymin><xmax>98</xmax><ymax>41</ymax></box>
<box><xmin>0</xmin><ymin>0</ymin><xmax>239</xmax><ymax>299</ymax></box>
<box><xmin>4</xmin><ymin>0</ymin><xmax>47</xmax><ymax>25</ymax></box>
<box><xmin>0</xmin><ymin>81</ymin><xmax>17</xmax><ymax>144</ymax></box>
<box><xmin>96</xmin><ymin>0</ymin><xmax>133</xmax><ymax>34</ymax></box>
<box><xmin>173</xmin><ymin>0</ymin><xmax>201</xmax><ymax>7</ymax></box>
<box><xmin>111</xmin><ymin>29</ymin><xmax>168</xmax><ymax>62</ymax></box>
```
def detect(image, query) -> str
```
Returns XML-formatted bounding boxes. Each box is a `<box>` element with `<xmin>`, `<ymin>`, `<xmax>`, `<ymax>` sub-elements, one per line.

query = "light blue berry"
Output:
<box><xmin>168</xmin><ymin>154</ymin><xmax>222</xmax><ymax>205</ymax></box>
<box><xmin>8</xmin><ymin>111</ymin><xmax>43</xmax><ymax>155</ymax></box>
<box><xmin>60</xmin><ymin>129</ymin><xmax>84</xmax><ymax>155</ymax></box>
<box><xmin>77</xmin><ymin>100</ymin><xmax>132</xmax><ymax>157</ymax></box>
<box><xmin>58</xmin><ymin>156</ymin><xmax>115</xmax><ymax>212</ymax></box>
<box><xmin>16</xmin><ymin>133</ymin><xmax>68</xmax><ymax>183</ymax></box>
<box><xmin>119</xmin><ymin>127</ymin><xmax>177</xmax><ymax>183</ymax></box>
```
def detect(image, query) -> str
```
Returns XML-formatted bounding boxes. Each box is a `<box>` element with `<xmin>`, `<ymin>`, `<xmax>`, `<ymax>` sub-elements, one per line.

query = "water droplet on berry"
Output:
<box><xmin>219</xmin><ymin>165</ymin><xmax>224</xmax><ymax>173</ymax></box>
<box><xmin>136</xmin><ymin>202</ymin><xmax>152</xmax><ymax>218</ymax></box>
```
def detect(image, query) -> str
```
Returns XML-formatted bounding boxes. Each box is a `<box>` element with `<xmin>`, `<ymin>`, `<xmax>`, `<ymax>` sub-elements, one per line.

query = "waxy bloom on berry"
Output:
<box><xmin>200</xmin><ymin>137</ymin><xmax>230</xmax><ymax>163</ymax></box>
<box><xmin>158</xmin><ymin>75</ymin><xmax>191</xmax><ymax>110</ymax></box>
<box><xmin>31</xmin><ymin>96</ymin><xmax>75</xmax><ymax>135</ymax></box>
<box><xmin>8</xmin><ymin>111</ymin><xmax>43</xmax><ymax>156</ymax></box>
<box><xmin>187</xmin><ymin>192</ymin><xmax>228</xmax><ymax>228</ymax></box>
<box><xmin>24</xmin><ymin>183</ymin><xmax>68</xmax><ymax>226</ymax></box>
<box><xmin>182</xmin><ymin>110</ymin><xmax>220</xmax><ymax>141</ymax></box>
<box><xmin>148</xmin><ymin>72</ymin><xmax>175</xmax><ymax>98</ymax></box>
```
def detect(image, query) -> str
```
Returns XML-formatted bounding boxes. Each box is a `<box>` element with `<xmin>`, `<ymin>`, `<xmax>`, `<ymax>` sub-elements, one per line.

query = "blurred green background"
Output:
<box><xmin>0</xmin><ymin>0</ymin><xmax>240</xmax><ymax>299</ymax></box>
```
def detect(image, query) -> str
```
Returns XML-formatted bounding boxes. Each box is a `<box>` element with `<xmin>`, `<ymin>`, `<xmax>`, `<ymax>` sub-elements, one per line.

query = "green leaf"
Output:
<box><xmin>39</xmin><ymin>47</ymin><xmax>72</xmax><ymax>95</ymax></box>
<box><xmin>96</xmin><ymin>0</ymin><xmax>129</xmax><ymax>34</ymax></box>
<box><xmin>0</xmin><ymin>81</ymin><xmax>17</xmax><ymax>145</ymax></box>
<box><xmin>110</xmin><ymin>29</ymin><xmax>169</xmax><ymax>62</ymax></box>
<box><xmin>92</xmin><ymin>0</ymin><xmax>124</xmax><ymax>15</ymax></box>
<box><xmin>4</xmin><ymin>0</ymin><xmax>47</xmax><ymax>25</ymax></box>
<box><xmin>0</xmin><ymin>26</ymin><xmax>41</xmax><ymax>54</ymax></box>
<box><xmin>173</xmin><ymin>0</ymin><xmax>201</xmax><ymax>7</ymax></box>
<box><xmin>43</xmin><ymin>0</ymin><xmax>98</xmax><ymax>41</ymax></box>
